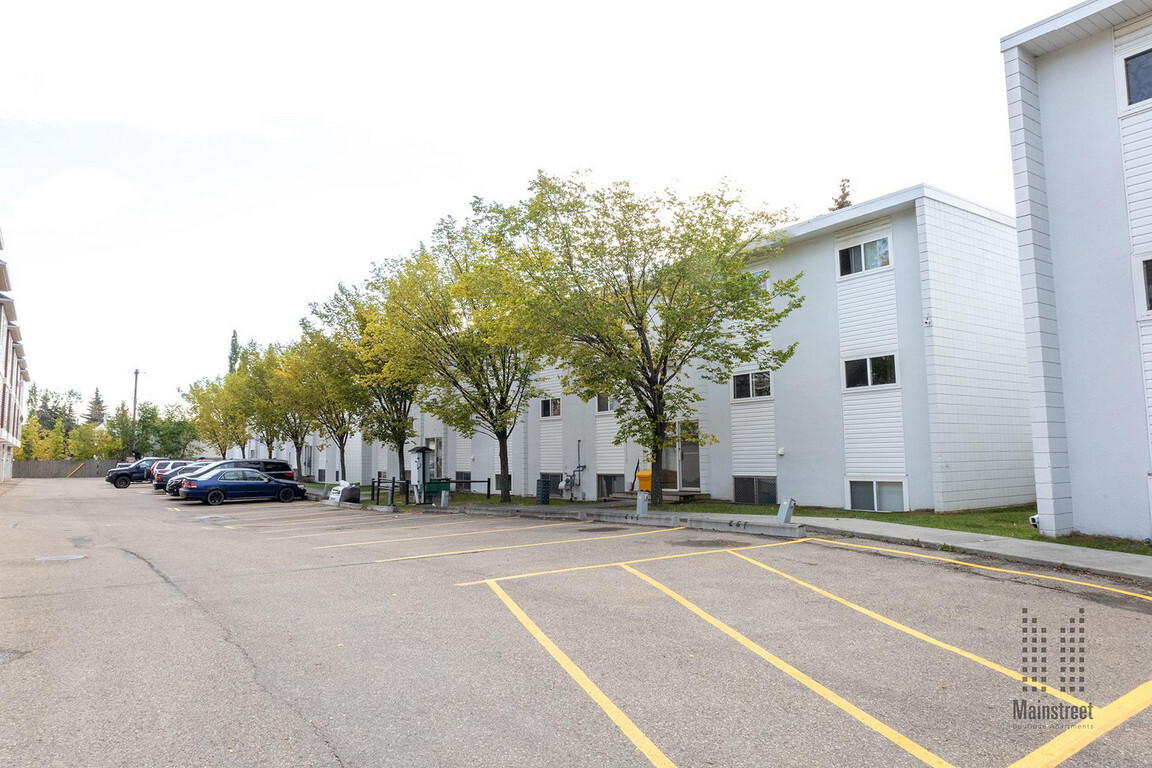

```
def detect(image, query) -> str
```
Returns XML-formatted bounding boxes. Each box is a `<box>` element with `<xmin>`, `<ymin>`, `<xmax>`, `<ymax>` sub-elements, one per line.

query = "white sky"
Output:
<box><xmin>0</xmin><ymin>0</ymin><xmax>1071</xmax><ymax>412</ymax></box>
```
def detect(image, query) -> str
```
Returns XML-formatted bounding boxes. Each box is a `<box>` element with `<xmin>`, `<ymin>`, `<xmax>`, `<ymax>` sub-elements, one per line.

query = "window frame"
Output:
<box><xmin>1115</xmin><ymin>29</ymin><xmax>1152</xmax><ymax>118</ymax></box>
<box><xmin>842</xmin><ymin>354</ymin><xmax>898</xmax><ymax>391</ymax></box>
<box><xmin>540</xmin><ymin>397</ymin><xmax>561</xmax><ymax>418</ymax></box>
<box><xmin>836</xmin><ymin>235</ymin><xmax>892</xmax><ymax>280</ymax></box>
<box><xmin>731</xmin><ymin>370</ymin><xmax>773</xmax><ymax>401</ymax></box>
<box><xmin>845</xmin><ymin>478</ymin><xmax>906</xmax><ymax>512</ymax></box>
<box><xmin>595</xmin><ymin>393</ymin><xmax>618</xmax><ymax>413</ymax></box>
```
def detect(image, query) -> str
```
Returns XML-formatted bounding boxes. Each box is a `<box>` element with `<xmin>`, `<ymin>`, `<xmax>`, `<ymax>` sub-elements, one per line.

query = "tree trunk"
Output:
<box><xmin>496</xmin><ymin>429</ymin><xmax>511</xmax><ymax>503</ymax></box>
<box><xmin>294</xmin><ymin>443</ymin><xmax>304</xmax><ymax>480</ymax></box>
<box><xmin>649</xmin><ymin>419</ymin><xmax>667</xmax><ymax>506</ymax></box>
<box><xmin>265</xmin><ymin>442</ymin><xmax>275</xmax><ymax>459</ymax></box>
<box><xmin>392</xmin><ymin>440</ymin><xmax>405</xmax><ymax>482</ymax></box>
<box><xmin>239</xmin><ymin>444</ymin><xmax>247</xmax><ymax>458</ymax></box>
<box><xmin>338</xmin><ymin>440</ymin><xmax>348</xmax><ymax>483</ymax></box>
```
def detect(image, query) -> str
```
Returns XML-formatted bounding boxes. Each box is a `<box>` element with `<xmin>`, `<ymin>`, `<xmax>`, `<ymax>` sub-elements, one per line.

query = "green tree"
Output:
<box><xmin>133</xmin><ymin>403</ymin><xmax>162</xmax><ymax>455</ymax></box>
<box><xmin>291</xmin><ymin>329</ymin><xmax>368</xmax><ymax>481</ymax></box>
<box><xmin>228</xmin><ymin>330</ymin><xmax>241</xmax><ymax>374</ymax></box>
<box><xmin>67</xmin><ymin>422</ymin><xmax>99</xmax><ymax>459</ymax></box>
<box><xmin>380</xmin><ymin>215</ymin><xmax>544</xmax><ymax>502</ymax></box>
<box><xmin>312</xmin><ymin>283</ymin><xmax>425</xmax><ymax>479</ymax></box>
<box><xmin>83</xmin><ymin>388</ymin><xmax>107</xmax><ymax>424</ymax></box>
<box><xmin>105</xmin><ymin>402</ymin><xmax>136</xmax><ymax>459</ymax></box>
<box><xmin>184</xmin><ymin>380</ymin><xmax>236</xmax><ymax>459</ymax></box>
<box><xmin>16</xmin><ymin>416</ymin><xmax>49</xmax><ymax>461</ymax></box>
<box><xmin>273</xmin><ymin>341</ymin><xmax>321</xmax><ymax>478</ymax></box>
<box><xmin>237</xmin><ymin>343</ymin><xmax>283</xmax><ymax>459</ymax></box>
<box><xmin>509</xmin><ymin>173</ymin><xmax>803</xmax><ymax>504</ymax></box>
<box><xmin>156</xmin><ymin>405</ymin><xmax>198</xmax><ymax>458</ymax></box>
<box><xmin>47</xmin><ymin>419</ymin><xmax>68</xmax><ymax>460</ymax></box>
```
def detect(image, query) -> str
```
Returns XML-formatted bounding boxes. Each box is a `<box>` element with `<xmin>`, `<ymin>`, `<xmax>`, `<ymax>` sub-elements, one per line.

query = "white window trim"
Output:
<box><xmin>834</xmin><ymin>230</ymin><xmax>894</xmax><ymax>282</ymax></box>
<box><xmin>1115</xmin><ymin>22</ymin><xmax>1152</xmax><ymax>118</ymax></box>
<box><xmin>730</xmin><ymin>370</ymin><xmax>774</xmax><ymax>402</ymax></box>
<box><xmin>844</xmin><ymin>476</ymin><xmax>908</xmax><ymax>513</ymax></box>
<box><xmin>841</xmin><ymin>353</ymin><xmax>899</xmax><ymax>393</ymax></box>
<box><xmin>1131</xmin><ymin>253</ymin><xmax>1152</xmax><ymax>322</ymax></box>
<box><xmin>540</xmin><ymin>397</ymin><xmax>562</xmax><ymax>419</ymax></box>
<box><xmin>595</xmin><ymin>394</ymin><xmax>618</xmax><ymax>415</ymax></box>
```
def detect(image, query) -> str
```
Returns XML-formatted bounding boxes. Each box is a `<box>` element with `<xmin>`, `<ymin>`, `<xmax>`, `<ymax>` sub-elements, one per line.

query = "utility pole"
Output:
<box><xmin>130</xmin><ymin>368</ymin><xmax>140</xmax><ymax>458</ymax></box>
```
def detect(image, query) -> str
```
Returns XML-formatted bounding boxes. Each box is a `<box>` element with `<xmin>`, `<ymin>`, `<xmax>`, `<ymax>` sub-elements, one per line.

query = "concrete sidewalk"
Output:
<box><xmin>426</xmin><ymin>501</ymin><xmax>1152</xmax><ymax>586</ymax></box>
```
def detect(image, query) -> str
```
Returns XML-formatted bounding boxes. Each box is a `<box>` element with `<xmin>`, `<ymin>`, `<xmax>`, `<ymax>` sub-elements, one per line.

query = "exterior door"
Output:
<box><xmin>678</xmin><ymin>421</ymin><xmax>701</xmax><ymax>490</ymax></box>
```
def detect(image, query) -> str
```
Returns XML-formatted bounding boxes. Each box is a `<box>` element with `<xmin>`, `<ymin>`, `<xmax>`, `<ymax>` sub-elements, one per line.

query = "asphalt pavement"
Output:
<box><xmin>2</xmin><ymin>478</ymin><xmax>1151</xmax><ymax>768</ymax></box>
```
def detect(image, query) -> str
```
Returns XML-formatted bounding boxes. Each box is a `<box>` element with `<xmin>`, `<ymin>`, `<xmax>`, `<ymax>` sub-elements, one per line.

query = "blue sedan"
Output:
<box><xmin>180</xmin><ymin>467</ymin><xmax>307</xmax><ymax>505</ymax></box>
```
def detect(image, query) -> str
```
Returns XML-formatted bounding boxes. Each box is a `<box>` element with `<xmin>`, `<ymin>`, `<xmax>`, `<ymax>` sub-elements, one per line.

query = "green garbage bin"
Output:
<box><xmin>426</xmin><ymin>477</ymin><xmax>451</xmax><ymax>497</ymax></box>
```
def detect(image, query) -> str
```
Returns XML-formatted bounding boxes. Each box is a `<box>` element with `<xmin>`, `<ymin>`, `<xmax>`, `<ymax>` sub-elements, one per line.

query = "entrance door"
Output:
<box><xmin>678</xmin><ymin>421</ymin><xmax>701</xmax><ymax>490</ymax></box>
<box><xmin>659</xmin><ymin>421</ymin><xmax>700</xmax><ymax>491</ymax></box>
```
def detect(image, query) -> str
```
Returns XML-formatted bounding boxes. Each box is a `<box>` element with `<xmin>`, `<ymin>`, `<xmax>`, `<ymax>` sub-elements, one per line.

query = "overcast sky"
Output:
<box><xmin>0</xmin><ymin>0</ymin><xmax>1069</xmax><ymax>413</ymax></box>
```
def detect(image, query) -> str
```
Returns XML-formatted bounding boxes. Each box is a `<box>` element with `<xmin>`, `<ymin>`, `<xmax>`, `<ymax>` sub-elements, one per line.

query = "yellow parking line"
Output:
<box><xmin>271</xmin><ymin>519</ymin><xmax>474</xmax><ymax>541</ymax></box>
<box><xmin>728</xmin><ymin>551</ymin><xmax>1090</xmax><ymax>709</ymax></box>
<box><xmin>455</xmin><ymin>538</ymin><xmax>814</xmax><ymax>587</ymax></box>
<box><xmin>316</xmin><ymin>521</ymin><xmax>582</xmax><ymax>550</ymax></box>
<box><xmin>376</xmin><ymin>527</ymin><xmax>686</xmax><ymax>563</ymax></box>
<box><xmin>1007</xmin><ymin>679</ymin><xmax>1152</xmax><ymax>767</ymax></box>
<box><xmin>621</xmin><ymin>564</ymin><xmax>956</xmax><ymax>768</ymax></box>
<box><xmin>809</xmin><ymin>539</ymin><xmax>1152</xmax><ymax>604</ymax></box>
<box><xmin>486</xmin><ymin>580</ymin><xmax>676</xmax><ymax>767</ymax></box>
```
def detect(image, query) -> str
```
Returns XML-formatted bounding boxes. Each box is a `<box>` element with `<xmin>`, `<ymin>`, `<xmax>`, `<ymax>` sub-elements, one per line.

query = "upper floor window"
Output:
<box><xmin>839</xmin><ymin>237</ymin><xmax>890</xmax><ymax>277</ymax></box>
<box><xmin>1144</xmin><ymin>259</ymin><xmax>1152</xmax><ymax>311</ymax></box>
<box><xmin>540</xmin><ymin>398</ymin><xmax>561</xmax><ymax>418</ymax></box>
<box><xmin>1127</xmin><ymin>49</ymin><xmax>1152</xmax><ymax>106</ymax></box>
<box><xmin>596</xmin><ymin>394</ymin><xmax>619</xmax><ymax>412</ymax></box>
<box><xmin>732</xmin><ymin>371</ymin><xmax>771</xmax><ymax>399</ymax></box>
<box><xmin>845</xmin><ymin>355</ymin><xmax>896</xmax><ymax>389</ymax></box>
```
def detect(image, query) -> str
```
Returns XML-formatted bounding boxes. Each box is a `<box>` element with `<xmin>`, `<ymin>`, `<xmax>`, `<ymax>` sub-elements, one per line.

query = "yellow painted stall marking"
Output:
<box><xmin>315</xmin><ymin>521</ymin><xmax>582</xmax><ymax>550</ymax></box>
<box><xmin>621</xmin><ymin>564</ymin><xmax>956</xmax><ymax>768</ymax></box>
<box><xmin>487</xmin><ymin>580</ymin><xmax>676</xmax><ymax>768</ymax></box>
<box><xmin>376</xmin><ymin>527</ymin><xmax>685</xmax><ymax>563</ymax></box>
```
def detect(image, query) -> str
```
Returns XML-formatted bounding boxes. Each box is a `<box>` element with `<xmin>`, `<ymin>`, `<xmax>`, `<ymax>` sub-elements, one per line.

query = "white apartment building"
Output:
<box><xmin>261</xmin><ymin>185</ymin><xmax>1034</xmax><ymax>514</ymax></box>
<box><xmin>1003</xmin><ymin>0</ymin><xmax>1152</xmax><ymax>539</ymax></box>
<box><xmin>1</xmin><ymin>233</ymin><xmax>30</xmax><ymax>482</ymax></box>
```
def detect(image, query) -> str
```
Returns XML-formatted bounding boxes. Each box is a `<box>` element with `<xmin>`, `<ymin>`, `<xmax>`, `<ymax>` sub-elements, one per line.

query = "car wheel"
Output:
<box><xmin>277</xmin><ymin>487</ymin><xmax>295</xmax><ymax>503</ymax></box>
<box><xmin>205</xmin><ymin>489</ymin><xmax>225</xmax><ymax>506</ymax></box>
<box><xmin>113</xmin><ymin>476</ymin><xmax>130</xmax><ymax>489</ymax></box>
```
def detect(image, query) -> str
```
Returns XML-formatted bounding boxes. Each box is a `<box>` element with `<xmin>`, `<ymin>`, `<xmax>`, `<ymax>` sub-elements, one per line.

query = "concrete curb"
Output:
<box><xmin>458</xmin><ymin>504</ymin><xmax>807</xmax><ymax>539</ymax></box>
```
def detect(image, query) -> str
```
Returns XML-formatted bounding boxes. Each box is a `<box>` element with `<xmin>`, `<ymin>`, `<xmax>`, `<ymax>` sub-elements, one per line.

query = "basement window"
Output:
<box><xmin>849</xmin><ymin>480</ymin><xmax>904</xmax><ymax>512</ymax></box>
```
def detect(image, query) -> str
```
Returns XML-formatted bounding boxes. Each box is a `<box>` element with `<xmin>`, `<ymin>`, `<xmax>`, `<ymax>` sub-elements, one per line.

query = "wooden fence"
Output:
<box><xmin>13</xmin><ymin>460</ymin><xmax>122</xmax><ymax>478</ymax></box>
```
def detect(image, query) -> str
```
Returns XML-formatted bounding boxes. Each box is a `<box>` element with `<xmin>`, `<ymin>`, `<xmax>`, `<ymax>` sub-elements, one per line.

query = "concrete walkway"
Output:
<box><xmin>419</xmin><ymin>500</ymin><xmax>1152</xmax><ymax>586</ymax></box>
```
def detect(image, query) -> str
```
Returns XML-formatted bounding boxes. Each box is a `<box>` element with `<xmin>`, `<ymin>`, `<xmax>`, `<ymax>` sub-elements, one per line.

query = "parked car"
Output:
<box><xmin>105</xmin><ymin>457</ymin><xmax>168</xmax><ymax>489</ymax></box>
<box><xmin>165</xmin><ymin>459</ymin><xmax>295</xmax><ymax>496</ymax></box>
<box><xmin>151</xmin><ymin>460</ymin><xmax>200</xmax><ymax>490</ymax></box>
<box><xmin>179</xmin><ymin>467</ymin><xmax>306</xmax><ymax>505</ymax></box>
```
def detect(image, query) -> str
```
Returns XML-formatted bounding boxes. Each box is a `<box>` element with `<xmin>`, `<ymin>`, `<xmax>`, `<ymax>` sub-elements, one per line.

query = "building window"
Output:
<box><xmin>596</xmin><ymin>394</ymin><xmax>619</xmax><ymax>412</ymax></box>
<box><xmin>849</xmin><ymin>480</ymin><xmax>903</xmax><ymax>512</ymax></box>
<box><xmin>732</xmin><ymin>371</ymin><xmax>772</xmax><ymax>399</ymax></box>
<box><xmin>495</xmin><ymin>474</ymin><xmax>512</xmax><ymax>492</ymax></box>
<box><xmin>1144</xmin><ymin>259</ymin><xmax>1152</xmax><ymax>311</ymax></box>
<box><xmin>839</xmin><ymin>236</ymin><xmax>890</xmax><ymax>277</ymax></box>
<box><xmin>845</xmin><ymin>355</ymin><xmax>897</xmax><ymax>388</ymax></box>
<box><xmin>540</xmin><ymin>398</ymin><xmax>561</xmax><ymax>418</ymax></box>
<box><xmin>455</xmin><ymin>471</ymin><xmax>472</xmax><ymax>484</ymax></box>
<box><xmin>1127</xmin><ymin>50</ymin><xmax>1152</xmax><ymax>106</ymax></box>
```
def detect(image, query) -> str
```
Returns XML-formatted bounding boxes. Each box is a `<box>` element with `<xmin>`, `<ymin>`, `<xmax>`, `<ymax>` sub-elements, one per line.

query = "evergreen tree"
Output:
<box><xmin>829</xmin><ymin>178</ymin><xmax>852</xmax><ymax>211</ymax></box>
<box><xmin>228</xmin><ymin>330</ymin><xmax>241</xmax><ymax>374</ymax></box>
<box><xmin>84</xmin><ymin>388</ymin><xmax>107</xmax><ymax>424</ymax></box>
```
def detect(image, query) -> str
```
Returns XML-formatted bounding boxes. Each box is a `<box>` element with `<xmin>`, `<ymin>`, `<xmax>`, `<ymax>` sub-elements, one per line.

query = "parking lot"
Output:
<box><xmin>2</xmin><ymin>478</ymin><xmax>1151</xmax><ymax>767</ymax></box>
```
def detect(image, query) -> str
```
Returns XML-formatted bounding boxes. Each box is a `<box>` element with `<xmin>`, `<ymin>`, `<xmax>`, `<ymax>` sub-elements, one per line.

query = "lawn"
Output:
<box><xmin>648</xmin><ymin>500</ymin><xmax>1152</xmax><ymax>556</ymax></box>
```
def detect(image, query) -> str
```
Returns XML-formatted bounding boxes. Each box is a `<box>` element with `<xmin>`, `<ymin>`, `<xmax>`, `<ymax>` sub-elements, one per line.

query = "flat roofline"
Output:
<box><xmin>777</xmin><ymin>184</ymin><xmax>1013</xmax><ymax>246</ymax></box>
<box><xmin>1001</xmin><ymin>0</ymin><xmax>1115</xmax><ymax>50</ymax></box>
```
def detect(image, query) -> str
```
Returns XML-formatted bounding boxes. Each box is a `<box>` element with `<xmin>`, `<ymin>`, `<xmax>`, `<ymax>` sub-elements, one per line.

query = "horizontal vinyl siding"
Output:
<box><xmin>456</xmin><ymin>435</ymin><xmax>472</xmax><ymax>475</ymax></box>
<box><xmin>1122</xmin><ymin>107</ymin><xmax>1152</xmax><ymax>251</ymax></box>
<box><xmin>595</xmin><ymin>416</ymin><xmax>625</xmax><ymax>475</ymax></box>
<box><xmin>540</xmin><ymin>420</ymin><xmax>563</xmax><ymax>471</ymax></box>
<box><xmin>843</xmin><ymin>389</ymin><xmax>905</xmax><ymax>475</ymax></box>
<box><xmin>1141</xmin><ymin>321</ymin><xmax>1152</xmax><ymax>460</ymax></box>
<box><xmin>731</xmin><ymin>400</ymin><xmax>776</xmax><ymax>476</ymax></box>
<box><xmin>837</xmin><ymin>270</ymin><xmax>898</xmax><ymax>357</ymax></box>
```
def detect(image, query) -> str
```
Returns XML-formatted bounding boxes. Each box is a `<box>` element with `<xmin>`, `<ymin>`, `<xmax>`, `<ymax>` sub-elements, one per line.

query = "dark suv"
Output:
<box><xmin>106</xmin><ymin>457</ymin><xmax>167</xmax><ymax>489</ymax></box>
<box><xmin>166</xmin><ymin>459</ymin><xmax>295</xmax><ymax>496</ymax></box>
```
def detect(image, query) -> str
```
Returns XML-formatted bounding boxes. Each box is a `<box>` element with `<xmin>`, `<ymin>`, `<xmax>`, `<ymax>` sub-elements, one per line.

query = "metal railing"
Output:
<box><xmin>368</xmin><ymin>476</ymin><xmax>493</xmax><ymax>505</ymax></box>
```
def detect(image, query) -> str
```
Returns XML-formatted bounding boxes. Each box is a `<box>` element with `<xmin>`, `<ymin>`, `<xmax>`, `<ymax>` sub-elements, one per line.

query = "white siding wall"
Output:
<box><xmin>456</xmin><ymin>434</ymin><xmax>472</xmax><ymax>477</ymax></box>
<box><xmin>730</xmin><ymin>400</ymin><xmax>776</xmax><ymax>476</ymax></box>
<box><xmin>595</xmin><ymin>415</ymin><xmax>625</xmax><ymax>474</ymax></box>
<box><xmin>843</xmin><ymin>388</ymin><xmax>905</xmax><ymax>475</ymax></box>
<box><xmin>836</xmin><ymin>222</ymin><xmax>906</xmax><ymax>494</ymax></box>
<box><xmin>917</xmin><ymin>198</ymin><xmax>1035</xmax><ymax>510</ymax></box>
<box><xmin>537</xmin><ymin>367</ymin><xmax>564</xmax><ymax>473</ymax></box>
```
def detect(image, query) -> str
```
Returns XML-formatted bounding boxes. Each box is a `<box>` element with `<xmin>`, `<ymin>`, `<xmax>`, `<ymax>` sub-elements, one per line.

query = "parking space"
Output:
<box><xmin>3</xmin><ymin>479</ymin><xmax>1151</xmax><ymax>767</ymax></box>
